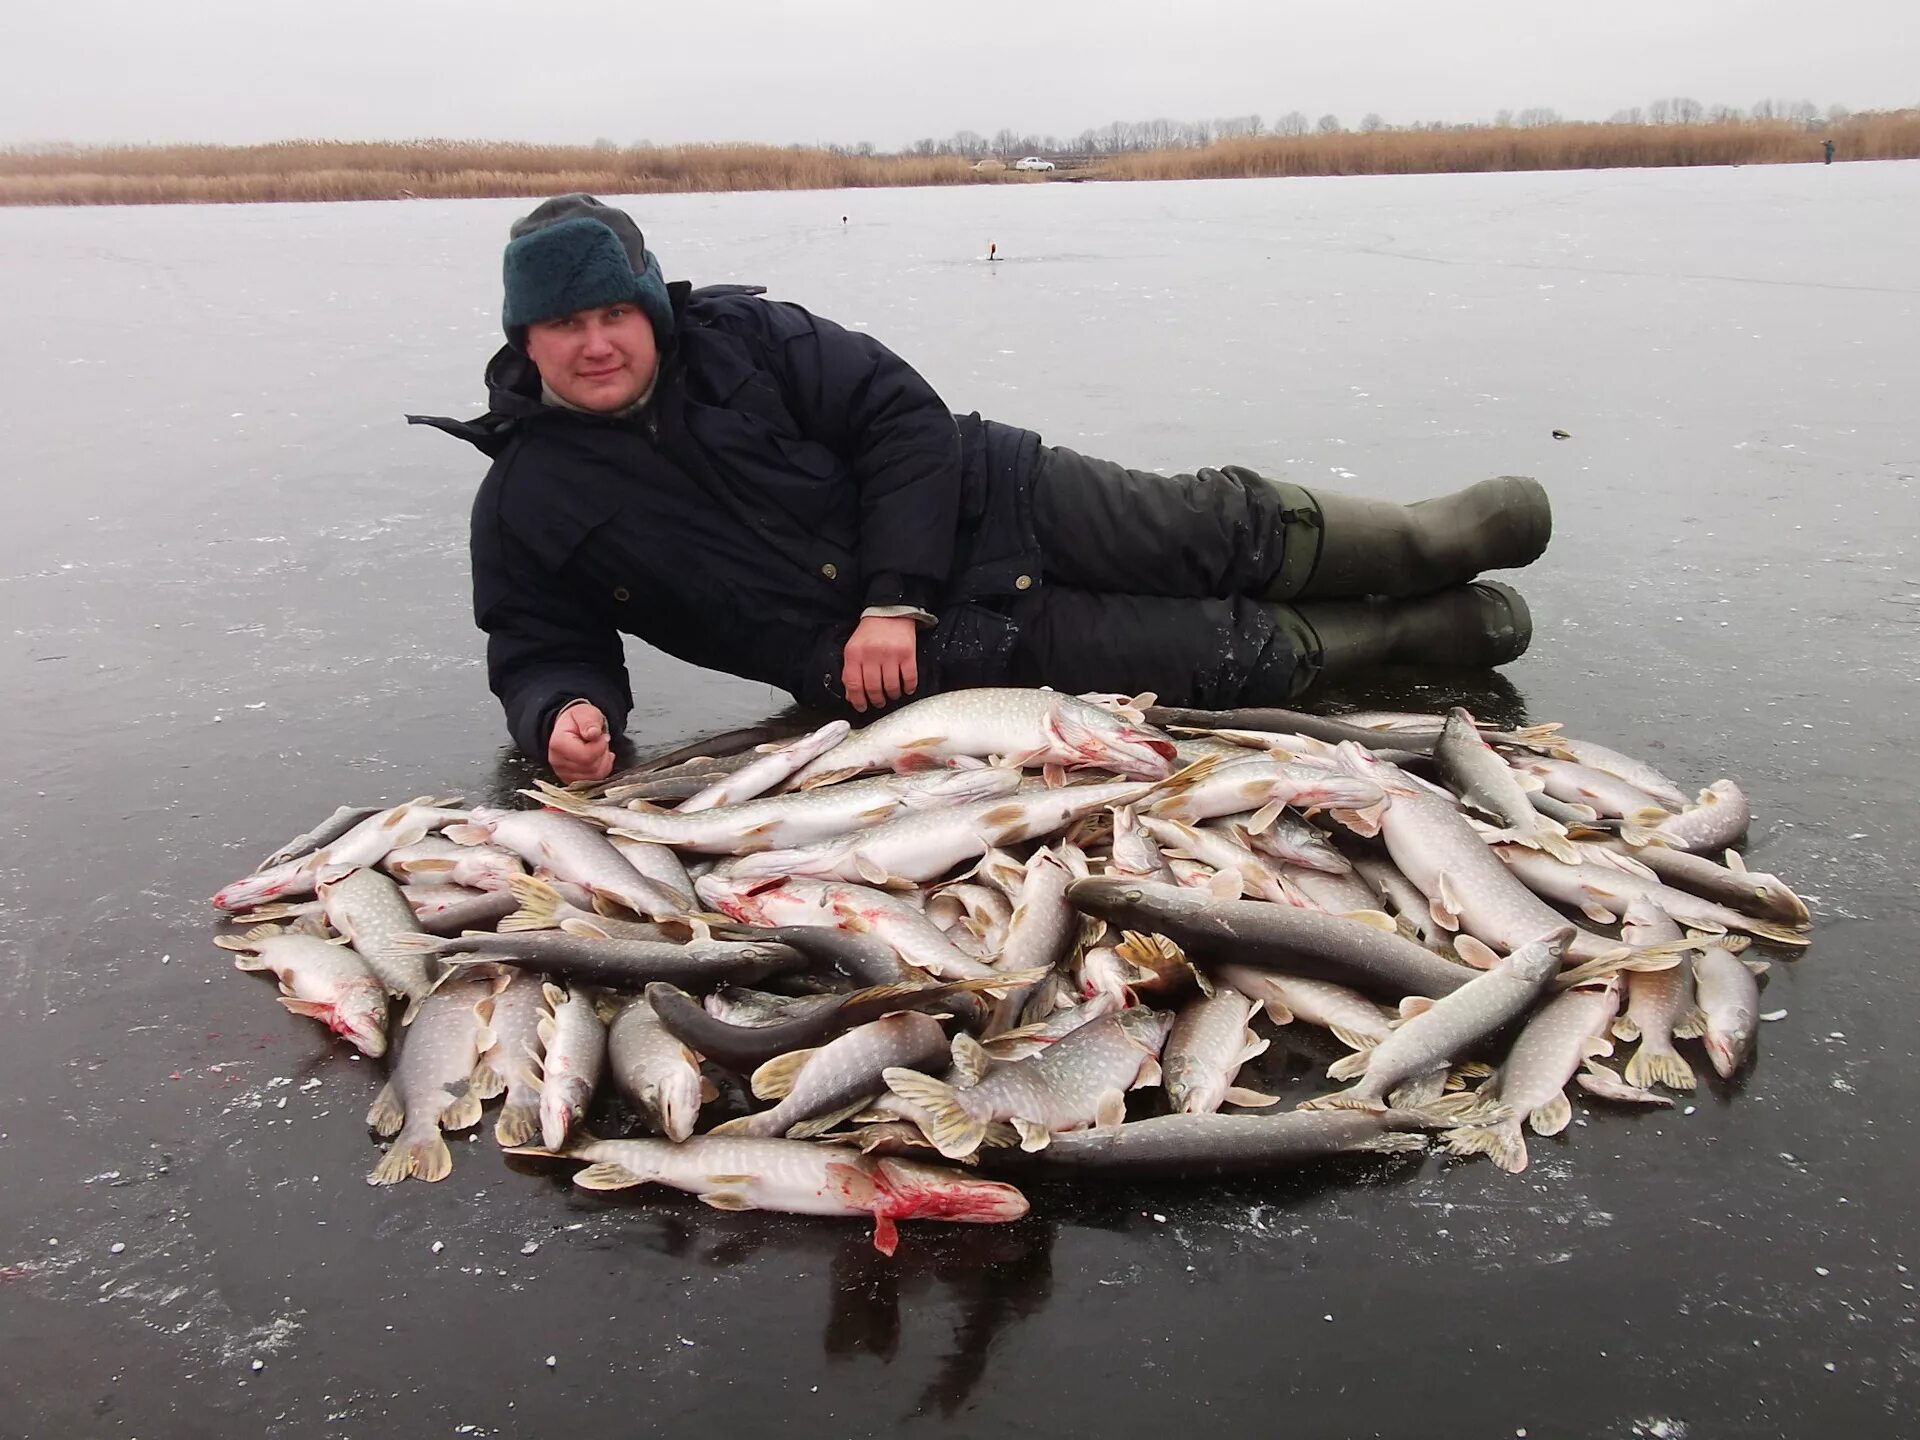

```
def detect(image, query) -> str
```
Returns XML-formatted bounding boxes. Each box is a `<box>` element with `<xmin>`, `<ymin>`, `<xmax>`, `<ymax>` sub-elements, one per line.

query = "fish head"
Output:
<box><xmin>644</xmin><ymin>1070</ymin><xmax>703</xmax><ymax>1144</ymax></box>
<box><xmin>1704</xmin><ymin>1015</ymin><xmax>1756</xmax><ymax>1080</ymax></box>
<box><xmin>335</xmin><ymin>991</ymin><xmax>391</xmax><ymax>1058</ymax></box>
<box><xmin>1046</xmin><ymin>703</ymin><xmax>1176</xmax><ymax>779</ymax></box>
<box><xmin>1065</xmin><ymin>875</ymin><xmax>1198</xmax><ymax>927</ymax></box>
<box><xmin>1116</xmin><ymin>1004</ymin><xmax>1175</xmax><ymax>1053</ymax></box>
<box><xmin>854</xmin><ymin>1157</ymin><xmax>1031</xmax><ymax>1225</ymax></box>
<box><xmin>1509</xmin><ymin>924</ymin><xmax>1578</xmax><ymax>982</ymax></box>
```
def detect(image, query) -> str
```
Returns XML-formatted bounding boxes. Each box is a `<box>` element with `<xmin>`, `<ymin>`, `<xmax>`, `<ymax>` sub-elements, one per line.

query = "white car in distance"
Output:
<box><xmin>1012</xmin><ymin>156</ymin><xmax>1056</xmax><ymax>172</ymax></box>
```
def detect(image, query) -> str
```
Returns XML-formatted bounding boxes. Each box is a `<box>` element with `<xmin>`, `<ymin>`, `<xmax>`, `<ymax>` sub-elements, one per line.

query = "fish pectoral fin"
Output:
<box><xmin>558</xmin><ymin>917</ymin><xmax>614</xmax><ymax>940</ymax></box>
<box><xmin>697</xmin><ymin>1190</ymin><xmax>755</xmax><ymax>1211</ymax></box>
<box><xmin>365</xmin><ymin>1082</ymin><xmax>405</xmax><ymax>1136</ymax></box>
<box><xmin>1093</xmin><ymin>1090</ymin><xmax>1128</xmax><ymax>1129</ymax></box>
<box><xmin>1207</xmin><ymin>870</ymin><xmax>1246</xmax><ymax>901</ymax></box>
<box><xmin>1222</xmin><ymin>1086</ymin><xmax>1280</xmax><ymax>1109</ymax></box>
<box><xmin>698</xmin><ymin>1076</ymin><xmax>721</xmax><ymax>1103</ymax></box>
<box><xmin>1263</xmin><ymin>998</ymin><xmax>1297</xmax><ymax>1026</ymax></box>
<box><xmin>1130</xmin><ymin>1057</ymin><xmax>1162</xmax><ymax>1090</ymax></box>
<box><xmin>1388</xmin><ymin>1070</ymin><xmax>1448</xmax><ymax>1109</ymax></box>
<box><xmin>748</xmin><ymin>1048</ymin><xmax>817</xmax><ymax>1101</ymax></box>
<box><xmin>1245</xmin><ymin>799</ymin><xmax>1285</xmax><ymax>835</ymax></box>
<box><xmin>277</xmin><ymin>997</ymin><xmax>333</xmax><ymax>1022</ymax></box>
<box><xmin>1328</xmin><ymin>1024</ymin><xmax>1377</xmax><ymax>1053</ymax></box>
<box><xmin>1325</xmin><ymin>1050</ymin><xmax>1371</xmax><ymax>1082</ymax></box>
<box><xmin>853</xmin><ymin>854</ymin><xmax>892</xmax><ymax>886</ymax></box>
<box><xmin>1528</xmin><ymin>1092</ymin><xmax>1573</xmax><ymax>1136</ymax></box>
<box><xmin>1011</xmin><ymin>1117</ymin><xmax>1053</xmax><ymax>1151</ymax></box>
<box><xmin>949</xmin><ymin>1033</ymin><xmax>994</xmax><ymax>1088</ymax></box>
<box><xmin>568</xmin><ymin>1162</ymin><xmax>644</xmax><ymax>1191</ymax></box>
<box><xmin>1397</xmin><ymin>995</ymin><xmax>1436</xmax><ymax>1021</ymax></box>
<box><xmin>1581</xmin><ymin>1035</ymin><xmax>1615</xmax><ymax>1060</ymax></box>
<box><xmin>1454</xmin><ymin>935</ymin><xmax>1500</xmax><ymax>970</ymax></box>
<box><xmin>1673</xmin><ymin>1007</ymin><xmax>1708</xmax><ymax>1041</ymax></box>
<box><xmin>786</xmin><ymin>1100</ymin><xmax>875</xmax><ymax>1140</ymax></box>
<box><xmin>1236</xmin><ymin>1034</ymin><xmax>1271</xmax><ymax>1065</ymax></box>
<box><xmin>1610</xmin><ymin>1015</ymin><xmax>1641</xmax><ymax>1042</ymax></box>
<box><xmin>1343</xmin><ymin>908</ymin><xmax>1400</xmax><ymax>934</ymax></box>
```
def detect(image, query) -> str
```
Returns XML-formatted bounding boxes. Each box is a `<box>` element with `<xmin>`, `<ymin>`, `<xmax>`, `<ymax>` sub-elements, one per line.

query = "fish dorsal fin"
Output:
<box><xmin>749</xmin><ymin>1047</ymin><xmax>817</xmax><ymax>1100</ymax></box>
<box><xmin>1207</xmin><ymin>869</ymin><xmax>1245</xmax><ymax>901</ymax></box>
<box><xmin>1398</xmin><ymin>995</ymin><xmax>1436</xmax><ymax>1021</ymax></box>
<box><xmin>1455</xmin><ymin>935</ymin><xmax>1500</xmax><ymax>969</ymax></box>
<box><xmin>1343</xmin><ymin>909</ymin><xmax>1399</xmax><ymax>934</ymax></box>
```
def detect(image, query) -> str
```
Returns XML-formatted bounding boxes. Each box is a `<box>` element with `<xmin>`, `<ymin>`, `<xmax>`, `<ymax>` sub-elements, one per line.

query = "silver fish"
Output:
<box><xmin>316</xmin><ymin>866</ymin><xmax>437</xmax><ymax>1006</ymax></box>
<box><xmin>788</xmin><ymin>688</ymin><xmax>1177</xmax><ymax>785</ymax></box>
<box><xmin>1620</xmin><ymin>780</ymin><xmax>1752</xmax><ymax>854</ymax></box>
<box><xmin>537</xmin><ymin>767</ymin><xmax>1023</xmax><ymax>855</ymax></box>
<box><xmin>1138</xmin><ymin>816</ymin><xmax>1291</xmax><ymax>902</ymax></box>
<box><xmin>1443</xmin><ymin>975</ymin><xmax>1621</xmax><ymax>1172</ymax></box>
<box><xmin>1209</xmin><ymin>964</ymin><xmax>1397</xmax><ymax>1054</ymax></box>
<box><xmin>1514</xmin><ymin>757</ymin><xmax>1674</xmax><ymax>820</ymax></box>
<box><xmin>483</xmin><ymin>968</ymin><xmax>547</xmax><ymax>1147</ymax></box>
<box><xmin>1434</xmin><ymin>707</ymin><xmax>1579</xmax><ymax>863</ymax></box>
<box><xmin>1304</xmin><ymin>927</ymin><xmax>1572</xmax><ymax>1111</ymax></box>
<box><xmin>884</xmin><ymin>1006</ymin><xmax>1171</xmax><ymax>1157</ymax></box>
<box><xmin>535</xmin><ymin>982</ymin><xmax>607</xmax><ymax>1152</ymax></box>
<box><xmin>696</xmin><ymin>873</ymin><xmax>998</xmax><ymax>981</ymax></box>
<box><xmin>608</xmin><ymin>996</ymin><xmax>711</xmax><ymax>1143</ymax></box>
<box><xmin>365</xmin><ymin>975</ymin><xmax>500</xmax><ymax>1185</ymax></box>
<box><xmin>676</xmin><ymin>720</ymin><xmax>852</xmax><ymax>813</ymax></box>
<box><xmin>1004</xmin><ymin>1108</ymin><xmax>1431</xmax><ymax>1176</ymax></box>
<box><xmin>1163</xmin><ymin>988</ymin><xmax>1277</xmax><ymax>1114</ymax></box>
<box><xmin>713</xmin><ymin>1012</ymin><xmax>951</xmax><ymax>1139</ymax></box>
<box><xmin>1143</xmin><ymin>757</ymin><xmax>1388</xmax><ymax>835</ymax></box>
<box><xmin>511</xmin><ymin>1135</ymin><xmax>1029</xmax><ymax>1255</ymax></box>
<box><xmin>607</xmin><ymin>836</ymin><xmax>696</xmax><ymax>912</ymax></box>
<box><xmin>1612</xmin><ymin>896</ymin><xmax>1704</xmax><ymax>1091</ymax></box>
<box><xmin>984</xmin><ymin>847</ymin><xmax>1084</xmax><ymax>1033</ymax></box>
<box><xmin>1693</xmin><ymin>943</ymin><xmax>1765</xmax><ymax>1079</ymax></box>
<box><xmin>981</xmin><ymin>991</ymin><xmax>1125</xmax><ymax>1061</ymax></box>
<box><xmin>254</xmin><ymin>803</ymin><xmax>383</xmax><ymax>872</ymax></box>
<box><xmin>1336</xmin><ymin>745</ymin><xmax>1625</xmax><ymax>964</ymax></box>
<box><xmin>1492</xmin><ymin>844</ymin><xmax>1809</xmax><ymax>947</ymax></box>
<box><xmin>1558</xmin><ymin>738</ymin><xmax>1689</xmax><ymax>810</ymax></box>
<box><xmin>1108</xmin><ymin>804</ymin><xmax>1177</xmax><ymax>883</ymax></box>
<box><xmin>215</xmin><ymin>924</ymin><xmax>388</xmax><ymax>1058</ymax></box>
<box><xmin>1238</xmin><ymin>811</ymin><xmax>1354</xmax><ymax>875</ymax></box>
<box><xmin>449</xmin><ymin>808</ymin><xmax>686</xmax><ymax>919</ymax></box>
<box><xmin>1593</xmin><ymin>840</ymin><xmax>1809</xmax><ymax>927</ymax></box>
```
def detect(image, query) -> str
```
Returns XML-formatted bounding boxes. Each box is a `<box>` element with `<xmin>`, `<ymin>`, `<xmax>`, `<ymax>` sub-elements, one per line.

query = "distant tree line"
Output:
<box><xmin>839</xmin><ymin>96</ymin><xmax>1869</xmax><ymax>159</ymax></box>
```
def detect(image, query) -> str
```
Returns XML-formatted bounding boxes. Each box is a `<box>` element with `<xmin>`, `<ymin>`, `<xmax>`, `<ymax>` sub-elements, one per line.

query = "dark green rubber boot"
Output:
<box><xmin>1268</xmin><ymin>475</ymin><xmax>1552</xmax><ymax>600</ymax></box>
<box><xmin>1270</xmin><ymin>582</ymin><xmax>1533</xmax><ymax>697</ymax></box>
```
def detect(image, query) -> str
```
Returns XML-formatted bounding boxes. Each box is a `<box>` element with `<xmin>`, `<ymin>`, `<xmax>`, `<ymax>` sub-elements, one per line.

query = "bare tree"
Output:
<box><xmin>1315</xmin><ymin>113</ymin><xmax>1342</xmax><ymax>134</ymax></box>
<box><xmin>1275</xmin><ymin>110</ymin><xmax>1308</xmax><ymax>136</ymax></box>
<box><xmin>1671</xmin><ymin>96</ymin><xmax>1704</xmax><ymax>124</ymax></box>
<box><xmin>1826</xmin><ymin>104</ymin><xmax>1851</xmax><ymax>124</ymax></box>
<box><xmin>1360</xmin><ymin>112</ymin><xmax>1386</xmax><ymax>133</ymax></box>
<box><xmin>1783</xmin><ymin>99</ymin><xmax>1818</xmax><ymax>124</ymax></box>
<box><xmin>1494</xmin><ymin>108</ymin><xmax>1515</xmax><ymax>128</ymax></box>
<box><xmin>1609</xmin><ymin>106</ymin><xmax>1645</xmax><ymax>125</ymax></box>
<box><xmin>1750</xmin><ymin>98</ymin><xmax>1778</xmax><ymax>121</ymax></box>
<box><xmin>1515</xmin><ymin>107</ymin><xmax>1561</xmax><ymax>128</ymax></box>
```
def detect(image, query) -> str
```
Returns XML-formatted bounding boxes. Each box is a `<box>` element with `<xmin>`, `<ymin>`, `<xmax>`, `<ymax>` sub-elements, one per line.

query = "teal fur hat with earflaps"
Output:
<box><xmin>501</xmin><ymin>193</ymin><xmax>675</xmax><ymax>348</ymax></box>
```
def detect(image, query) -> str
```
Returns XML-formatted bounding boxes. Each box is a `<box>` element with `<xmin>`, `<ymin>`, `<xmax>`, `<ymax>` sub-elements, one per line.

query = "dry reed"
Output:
<box><xmin>3</xmin><ymin>117</ymin><xmax>1914</xmax><ymax>207</ymax></box>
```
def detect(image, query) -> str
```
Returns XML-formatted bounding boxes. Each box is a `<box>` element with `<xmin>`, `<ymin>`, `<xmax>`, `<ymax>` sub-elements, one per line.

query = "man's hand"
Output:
<box><xmin>841</xmin><ymin>615</ymin><xmax>920</xmax><ymax>714</ymax></box>
<box><xmin>548</xmin><ymin>701</ymin><xmax>614</xmax><ymax>783</ymax></box>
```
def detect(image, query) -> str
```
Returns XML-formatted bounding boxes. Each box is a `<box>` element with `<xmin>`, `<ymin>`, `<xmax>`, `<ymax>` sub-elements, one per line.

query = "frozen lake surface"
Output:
<box><xmin>2</xmin><ymin>163</ymin><xmax>1917</xmax><ymax>1436</ymax></box>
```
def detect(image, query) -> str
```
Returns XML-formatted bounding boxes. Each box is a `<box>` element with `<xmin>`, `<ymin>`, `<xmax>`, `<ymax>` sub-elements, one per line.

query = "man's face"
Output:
<box><xmin>524</xmin><ymin>302</ymin><xmax>658</xmax><ymax>412</ymax></box>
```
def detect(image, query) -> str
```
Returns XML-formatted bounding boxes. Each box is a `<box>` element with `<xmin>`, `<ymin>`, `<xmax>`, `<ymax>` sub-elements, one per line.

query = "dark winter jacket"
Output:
<box><xmin>411</xmin><ymin>283</ymin><xmax>1043</xmax><ymax>760</ymax></box>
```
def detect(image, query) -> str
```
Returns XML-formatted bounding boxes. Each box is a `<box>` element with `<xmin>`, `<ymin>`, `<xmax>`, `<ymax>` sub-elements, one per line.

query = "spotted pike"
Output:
<box><xmin>676</xmin><ymin>720</ymin><xmax>852</xmax><ymax>813</ymax></box>
<box><xmin>448</xmin><ymin>808</ymin><xmax>687</xmax><ymax>919</ymax></box>
<box><xmin>1491</xmin><ymin>844</ymin><xmax>1810</xmax><ymax>947</ymax></box>
<box><xmin>997</xmin><ymin>1108</ymin><xmax>1431</xmax><ymax>1177</ymax></box>
<box><xmin>1065</xmin><ymin>877</ymin><xmax>1471</xmax><ymax>1000</ymax></box>
<box><xmin>1611</xmin><ymin>896</ymin><xmax>1704</xmax><ymax>1091</ymax></box>
<box><xmin>316</xmin><ymin>866</ymin><xmax>437</xmax><ymax>1007</ymax></box>
<box><xmin>608</xmin><ymin>996</ymin><xmax>711</xmax><ymax>1143</ymax></box>
<box><xmin>254</xmin><ymin>803</ymin><xmax>383</xmax><ymax>872</ymax></box>
<box><xmin>1108</xmin><ymin>804</ymin><xmax>1176</xmax><ymax>883</ymax></box>
<box><xmin>365</xmin><ymin>975</ymin><xmax>500</xmax><ymax>1185</ymax></box>
<box><xmin>534</xmin><ymin>982</ymin><xmax>606</xmax><ymax>1152</ymax></box>
<box><xmin>1693</xmin><ymin>942</ymin><xmax>1765</xmax><ymax>1079</ymax></box>
<box><xmin>1443</xmin><ymin>975</ymin><xmax>1622</xmax><ymax>1172</ymax></box>
<box><xmin>788</xmin><ymin>688</ymin><xmax>1178</xmax><ymax>786</ymax></box>
<box><xmin>1620</xmin><ymin>780</ymin><xmax>1752</xmax><ymax>854</ymax></box>
<box><xmin>480</xmin><ymin>968</ymin><xmax>547</xmax><ymax>1147</ymax></box>
<box><xmin>1209</xmin><ymin>964</ymin><xmax>1397</xmax><ymax>1054</ymax></box>
<box><xmin>215</xmin><ymin>924</ymin><xmax>388</xmax><ymax>1057</ymax></box>
<box><xmin>1593</xmin><ymin>840</ymin><xmax>1809</xmax><ymax>927</ymax></box>
<box><xmin>1137</xmin><ymin>816</ymin><xmax>1291</xmax><ymax>902</ymax></box>
<box><xmin>884</xmin><ymin>1006</ymin><xmax>1172</xmax><ymax>1157</ymax></box>
<box><xmin>1303</xmin><ymin>927</ymin><xmax>1571</xmax><ymax>1112</ymax></box>
<box><xmin>1558</xmin><ymin>738</ymin><xmax>1690</xmax><ymax>810</ymax></box>
<box><xmin>1513</xmin><ymin>757</ymin><xmax>1674</xmax><ymax>820</ymax></box>
<box><xmin>508</xmin><ymin>1135</ymin><xmax>1030</xmax><ymax>1254</ymax></box>
<box><xmin>392</xmin><ymin>928</ymin><xmax>806</xmax><ymax>989</ymax></box>
<box><xmin>696</xmin><ymin>873</ymin><xmax>998</xmax><ymax>981</ymax></box>
<box><xmin>214</xmin><ymin>796</ymin><xmax>467</xmax><ymax>911</ymax></box>
<box><xmin>714</xmin><ymin>1012</ymin><xmax>952</xmax><ymax>1139</ymax></box>
<box><xmin>1163</xmin><ymin>988</ymin><xmax>1277</xmax><ymax>1113</ymax></box>
<box><xmin>534</xmin><ymin>767</ymin><xmax>1022</xmax><ymax>855</ymax></box>
<box><xmin>1434</xmin><ymin>707</ymin><xmax>1579</xmax><ymax>863</ymax></box>
<box><xmin>1142</xmin><ymin>756</ymin><xmax>1388</xmax><ymax>835</ymax></box>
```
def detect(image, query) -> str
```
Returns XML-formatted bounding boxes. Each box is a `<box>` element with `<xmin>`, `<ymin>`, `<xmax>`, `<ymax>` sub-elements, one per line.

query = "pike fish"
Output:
<box><xmin>788</xmin><ymin>688</ymin><xmax>1177</xmax><ymax>785</ymax></box>
<box><xmin>1693</xmin><ymin>942</ymin><xmax>1765</xmax><ymax>1079</ymax></box>
<box><xmin>448</xmin><ymin>808</ymin><xmax>687</xmax><ymax>919</ymax></box>
<box><xmin>1163</xmin><ymin>988</ymin><xmax>1277</xmax><ymax>1113</ymax></box>
<box><xmin>534</xmin><ymin>982</ymin><xmax>607</xmax><ymax>1152</ymax></box>
<box><xmin>1434</xmin><ymin>707</ymin><xmax>1579</xmax><ymax>862</ymax></box>
<box><xmin>1304</xmin><ymin>927</ymin><xmax>1572</xmax><ymax>1112</ymax></box>
<box><xmin>1491</xmin><ymin>844</ymin><xmax>1810</xmax><ymax>947</ymax></box>
<box><xmin>696</xmin><ymin>872</ymin><xmax>997</xmax><ymax>981</ymax></box>
<box><xmin>676</xmin><ymin>720</ymin><xmax>852</xmax><ymax>813</ymax></box>
<box><xmin>393</xmin><ymin>928</ymin><xmax>806</xmax><ymax>989</ymax></box>
<box><xmin>1208</xmin><ymin>964</ymin><xmax>1397</xmax><ymax>1054</ymax></box>
<box><xmin>316</xmin><ymin>866</ymin><xmax>437</xmax><ymax>1007</ymax></box>
<box><xmin>255</xmin><ymin>803</ymin><xmax>383</xmax><ymax>872</ymax></box>
<box><xmin>1611</xmin><ymin>896</ymin><xmax>1704</xmax><ymax>1091</ymax></box>
<box><xmin>883</xmin><ymin>1006</ymin><xmax>1171</xmax><ymax>1158</ymax></box>
<box><xmin>608</xmin><ymin>996</ymin><xmax>712</xmax><ymax>1142</ymax></box>
<box><xmin>511</xmin><ymin>1135</ymin><xmax>1030</xmax><ymax>1254</ymax></box>
<box><xmin>365</xmin><ymin>975</ymin><xmax>501</xmax><ymax>1185</ymax></box>
<box><xmin>999</xmin><ymin>1108</ymin><xmax>1431</xmax><ymax>1177</ymax></box>
<box><xmin>215</xmin><ymin>924</ymin><xmax>389</xmax><ymax>1057</ymax></box>
<box><xmin>1443</xmin><ymin>975</ymin><xmax>1622</xmax><ymax>1172</ymax></box>
<box><xmin>1619</xmin><ymin>780</ymin><xmax>1752</xmax><ymax>854</ymax></box>
<box><xmin>713</xmin><ymin>1012</ymin><xmax>952</xmax><ymax>1139</ymax></box>
<box><xmin>483</xmin><ymin>968</ymin><xmax>547</xmax><ymax>1147</ymax></box>
<box><xmin>1593</xmin><ymin>840</ymin><xmax>1809</xmax><ymax>927</ymax></box>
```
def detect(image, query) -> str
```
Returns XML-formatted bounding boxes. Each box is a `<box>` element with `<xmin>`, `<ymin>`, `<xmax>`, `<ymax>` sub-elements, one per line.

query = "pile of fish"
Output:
<box><xmin>210</xmin><ymin>688</ymin><xmax>1810</xmax><ymax>1253</ymax></box>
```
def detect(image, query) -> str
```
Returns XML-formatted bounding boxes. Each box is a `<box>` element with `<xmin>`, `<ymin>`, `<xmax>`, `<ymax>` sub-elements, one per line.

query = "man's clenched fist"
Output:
<box><xmin>548</xmin><ymin>700</ymin><xmax>613</xmax><ymax>783</ymax></box>
<box><xmin>841</xmin><ymin>615</ymin><xmax>920</xmax><ymax>714</ymax></box>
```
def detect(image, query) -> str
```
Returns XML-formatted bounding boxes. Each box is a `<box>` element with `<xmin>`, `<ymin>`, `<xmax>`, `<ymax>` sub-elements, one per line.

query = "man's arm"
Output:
<box><xmin>474</xmin><ymin>524</ymin><xmax>632</xmax><ymax>767</ymax></box>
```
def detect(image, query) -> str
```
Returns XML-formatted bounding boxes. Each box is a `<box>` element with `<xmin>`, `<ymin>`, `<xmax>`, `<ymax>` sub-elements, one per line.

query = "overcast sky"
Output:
<box><xmin>7</xmin><ymin>0</ymin><xmax>1915</xmax><ymax>149</ymax></box>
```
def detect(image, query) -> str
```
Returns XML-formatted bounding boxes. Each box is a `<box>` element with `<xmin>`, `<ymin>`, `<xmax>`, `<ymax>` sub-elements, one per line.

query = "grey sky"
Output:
<box><xmin>7</xmin><ymin>0</ymin><xmax>1915</xmax><ymax>149</ymax></box>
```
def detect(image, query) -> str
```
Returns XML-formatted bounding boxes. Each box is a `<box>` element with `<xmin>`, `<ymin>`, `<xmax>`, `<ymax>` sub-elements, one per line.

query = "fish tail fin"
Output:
<box><xmin>493</xmin><ymin>1100</ymin><xmax>541</xmax><ymax>1148</ymax></box>
<box><xmin>1623</xmin><ymin>1043</ymin><xmax>1697</xmax><ymax>1092</ymax></box>
<box><xmin>1444</xmin><ymin>1120</ymin><xmax>1527</xmax><ymax>1173</ymax></box>
<box><xmin>367</xmin><ymin>1129</ymin><xmax>451</xmax><ymax>1186</ymax></box>
<box><xmin>881</xmin><ymin>1067</ymin><xmax>985</xmax><ymax>1159</ymax></box>
<box><xmin>499</xmin><ymin>874</ymin><xmax>565</xmax><ymax>931</ymax></box>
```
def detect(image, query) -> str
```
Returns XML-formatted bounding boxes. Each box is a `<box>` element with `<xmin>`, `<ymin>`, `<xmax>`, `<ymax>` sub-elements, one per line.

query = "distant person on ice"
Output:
<box><xmin>413</xmin><ymin>195</ymin><xmax>1551</xmax><ymax>782</ymax></box>
<box><xmin>1824</xmin><ymin>138</ymin><xmax>1836</xmax><ymax>163</ymax></box>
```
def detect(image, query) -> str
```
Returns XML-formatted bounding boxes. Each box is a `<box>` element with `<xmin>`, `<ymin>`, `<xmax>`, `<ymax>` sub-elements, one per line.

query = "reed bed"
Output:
<box><xmin>1093</xmin><ymin>114</ymin><xmax>1920</xmax><ymax>181</ymax></box>
<box><xmin>3</xmin><ymin>117</ymin><xmax>1915</xmax><ymax>207</ymax></box>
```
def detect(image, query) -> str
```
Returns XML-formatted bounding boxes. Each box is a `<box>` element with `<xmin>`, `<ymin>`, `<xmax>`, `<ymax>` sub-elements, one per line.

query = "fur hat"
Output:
<box><xmin>501</xmin><ymin>195</ymin><xmax>674</xmax><ymax>347</ymax></box>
